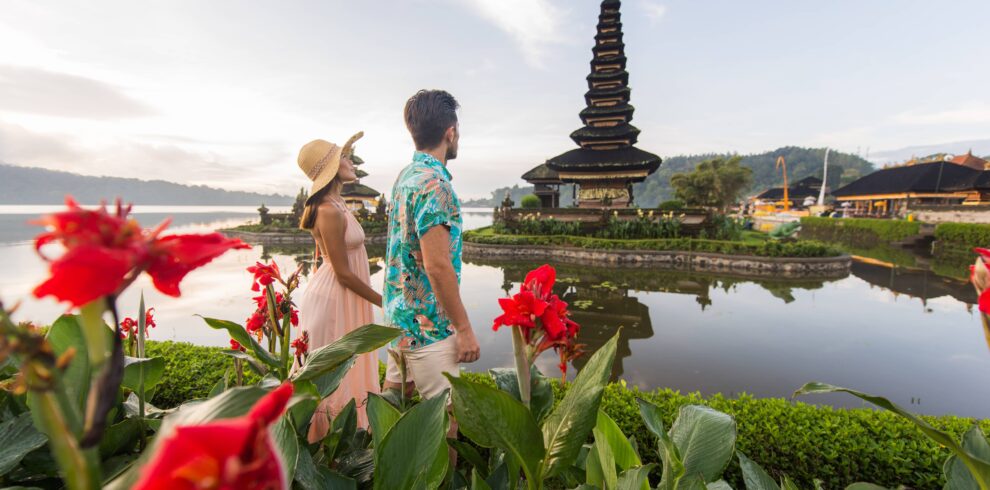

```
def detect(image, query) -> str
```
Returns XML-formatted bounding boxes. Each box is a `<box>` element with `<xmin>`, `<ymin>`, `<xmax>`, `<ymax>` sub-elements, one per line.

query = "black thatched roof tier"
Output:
<box><xmin>593</xmin><ymin>43</ymin><xmax>625</xmax><ymax>56</ymax></box>
<box><xmin>755</xmin><ymin>187</ymin><xmax>819</xmax><ymax>201</ymax></box>
<box><xmin>832</xmin><ymin>162</ymin><xmax>980</xmax><ymax>198</ymax></box>
<box><xmin>351</xmin><ymin>155</ymin><xmax>364</xmax><ymax>165</ymax></box>
<box><xmin>591</xmin><ymin>55</ymin><xmax>627</xmax><ymax>70</ymax></box>
<box><xmin>521</xmin><ymin>163</ymin><xmax>562</xmax><ymax>183</ymax></box>
<box><xmin>341</xmin><ymin>182</ymin><xmax>380</xmax><ymax>198</ymax></box>
<box><xmin>579</xmin><ymin>104</ymin><xmax>635</xmax><ymax>122</ymax></box>
<box><xmin>594</xmin><ymin>31</ymin><xmax>624</xmax><ymax>44</ymax></box>
<box><xmin>597</xmin><ymin>21</ymin><xmax>621</xmax><ymax>31</ymax></box>
<box><xmin>354</xmin><ymin>169</ymin><xmax>368</xmax><ymax>178</ymax></box>
<box><xmin>587</xmin><ymin>70</ymin><xmax>628</xmax><ymax>85</ymax></box>
<box><xmin>599</xmin><ymin>12</ymin><xmax>620</xmax><ymax>22</ymax></box>
<box><xmin>547</xmin><ymin>146</ymin><xmax>660</xmax><ymax>174</ymax></box>
<box><xmin>570</xmin><ymin>124</ymin><xmax>640</xmax><ymax>144</ymax></box>
<box><xmin>585</xmin><ymin>87</ymin><xmax>631</xmax><ymax>106</ymax></box>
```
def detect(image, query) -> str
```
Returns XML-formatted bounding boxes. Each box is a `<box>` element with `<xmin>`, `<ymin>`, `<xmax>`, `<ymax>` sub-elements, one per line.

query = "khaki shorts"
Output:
<box><xmin>384</xmin><ymin>335</ymin><xmax>460</xmax><ymax>401</ymax></box>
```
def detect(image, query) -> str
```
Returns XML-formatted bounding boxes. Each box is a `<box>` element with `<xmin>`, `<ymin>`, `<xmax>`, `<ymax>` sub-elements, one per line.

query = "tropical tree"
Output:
<box><xmin>670</xmin><ymin>156</ymin><xmax>753</xmax><ymax>211</ymax></box>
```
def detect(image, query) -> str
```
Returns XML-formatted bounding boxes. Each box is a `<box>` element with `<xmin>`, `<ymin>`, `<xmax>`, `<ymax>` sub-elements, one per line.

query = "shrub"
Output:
<box><xmin>934</xmin><ymin>222</ymin><xmax>990</xmax><ymax>251</ymax></box>
<box><xmin>594</xmin><ymin>215</ymin><xmax>681</xmax><ymax>240</ymax></box>
<box><xmin>799</xmin><ymin>217</ymin><xmax>922</xmax><ymax>246</ymax></box>
<box><xmin>658</xmin><ymin>199</ymin><xmax>686</xmax><ymax>211</ymax></box>
<box><xmin>521</xmin><ymin>194</ymin><xmax>541</xmax><ymax>209</ymax></box>
<box><xmin>464</xmin><ymin>228</ymin><xmax>843</xmax><ymax>258</ymax></box>
<box><xmin>150</xmin><ymin>340</ymin><xmax>971</xmax><ymax>489</ymax></box>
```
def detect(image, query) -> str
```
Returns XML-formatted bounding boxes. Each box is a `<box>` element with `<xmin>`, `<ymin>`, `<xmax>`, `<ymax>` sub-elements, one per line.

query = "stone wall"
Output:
<box><xmin>463</xmin><ymin>242</ymin><xmax>850</xmax><ymax>279</ymax></box>
<box><xmin>911</xmin><ymin>207</ymin><xmax>990</xmax><ymax>224</ymax></box>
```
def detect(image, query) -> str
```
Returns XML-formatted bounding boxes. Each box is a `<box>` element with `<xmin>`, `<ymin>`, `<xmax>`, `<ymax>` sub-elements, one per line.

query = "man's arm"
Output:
<box><xmin>420</xmin><ymin>225</ymin><xmax>479</xmax><ymax>363</ymax></box>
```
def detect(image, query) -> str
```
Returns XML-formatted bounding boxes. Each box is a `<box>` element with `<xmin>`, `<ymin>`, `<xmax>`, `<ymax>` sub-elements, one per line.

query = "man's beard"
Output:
<box><xmin>445</xmin><ymin>143</ymin><xmax>457</xmax><ymax>160</ymax></box>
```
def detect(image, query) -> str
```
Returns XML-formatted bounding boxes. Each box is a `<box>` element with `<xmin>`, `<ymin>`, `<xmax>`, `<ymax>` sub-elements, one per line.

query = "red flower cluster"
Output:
<box><xmin>33</xmin><ymin>197</ymin><xmax>249</xmax><ymax>308</ymax></box>
<box><xmin>247</xmin><ymin>261</ymin><xmax>282</xmax><ymax>292</ymax></box>
<box><xmin>245</xmin><ymin>289</ymin><xmax>298</xmax><ymax>336</ymax></box>
<box><xmin>494</xmin><ymin>264</ymin><xmax>583</xmax><ymax>375</ymax></box>
<box><xmin>230</xmin><ymin>339</ymin><xmax>246</xmax><ymax>352</ymax></box>
<box><xmin>973</xmin><ymin>248</ymin><xmax>990</xmax><ymax>314</ymax></box>
<box><xmin>133</xmin><ymin>382</ymin><xmax>293</xmax><ymax>490</ymax></box>
<box><xmin>291</xmin><ymin>331</ymin><xmax>309</xmax><ymax>364</ymax></box>
<box><xmin>120</xmin><ymin>308</ymin><xmax>157</xmax><ymax>339</ymax></box>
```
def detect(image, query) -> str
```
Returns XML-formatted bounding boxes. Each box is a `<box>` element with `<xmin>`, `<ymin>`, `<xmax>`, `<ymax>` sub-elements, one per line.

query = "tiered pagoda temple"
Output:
<box><xmin>527</xmin><ymin>0</ymin><xmax>661</xmax><ymax>208</ymax></box>
<box><xmin>341</xmin><ymin>154</ymin><xmax>381</xmax><ymax>210</ymax></box>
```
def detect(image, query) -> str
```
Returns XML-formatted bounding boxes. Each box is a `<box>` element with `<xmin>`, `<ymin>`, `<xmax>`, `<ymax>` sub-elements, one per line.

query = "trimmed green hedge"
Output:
<box><xmin>150</xmin><ymin>340</ymin><xmax>972</xmax><ymax>489</ymax></box>
<box><xmin>934</xmin><ymin>222</ymin><xmax>990</xmax><ymax>251</ymax></box>
<box><xmin>799</xmin><ymin>217</ymin><xmax>922</xmax><ymax>246</ymax></box>
<box><xmin>465</xmin><ymin>228</ymin><xmax>842</xmax><ymax>258</ymax></box>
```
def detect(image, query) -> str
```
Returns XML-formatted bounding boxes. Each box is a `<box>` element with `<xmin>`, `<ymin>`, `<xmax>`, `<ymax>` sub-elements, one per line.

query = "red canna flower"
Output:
<box><xmin>32</xmin><ymin>197</ymin><xmax>248</xmax><ymax>308</ymax></box>
<box><xmin>247</xmin><ymin>261</ymin><xmax>282</xmax><ymax>292</ymax></box>
<box><xmin>120</xmin><ymin>317</ymin><xmax>138</xmax><ymax>339</ymax></box>
<box><xmin>493</xmin><ymin>290</ymin><xmax>548</xmax><ymax>333</ymax></box>
<box><xmin>230</xmin><ymin>339</ymin><xmax>246</xmax><ymax>352</ymax></box>
<box><xmin>133</xmin><ymin>382</ymin><xmax>293</xmax><ymax>490</ymax></box>
<box><xmin>523</xmin><ymin>264</ymin><xmax>556</xmax><ymax>300</ymax></box>
<box><xmin>291</xmin><ymin>331</ymin><xmax>309</xmax><ymax>364</ymax></box>
<box><xmin>246</xmin><ymin>312</ymin><xmax>266</xmax><ymax>333</ymax></box>
<box><xmin>289</xmin><ymin>308</ymin><xmax>298</xmax><ymax>327</ymax></box>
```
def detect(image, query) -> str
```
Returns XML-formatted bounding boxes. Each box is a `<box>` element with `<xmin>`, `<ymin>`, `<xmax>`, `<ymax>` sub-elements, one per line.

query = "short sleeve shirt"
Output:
<box><xmin>383</xmin><ymin>151</ymin><xmax>463</xmax><ymax>348</ymax></box>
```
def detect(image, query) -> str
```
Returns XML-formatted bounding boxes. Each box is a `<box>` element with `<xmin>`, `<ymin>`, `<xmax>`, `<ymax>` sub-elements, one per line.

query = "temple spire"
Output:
<box><xmin>541</xmin><ymin>0</ymin><xmax>661</xmax><ymax>208</ymax></box>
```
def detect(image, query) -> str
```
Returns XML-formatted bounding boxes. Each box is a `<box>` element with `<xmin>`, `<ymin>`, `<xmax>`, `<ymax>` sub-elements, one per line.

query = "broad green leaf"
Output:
<box><xmin>121</xmin><ymin>356</ymin><xmax>165</xmax><ymax>398</ymax></box>
<box><xmin>325</xmin><ymin>399</ymin><xmax>357</xmax><ymax>461</ymax></box>
<box><xmin>98</xmin><ymin>418</ymin><xmax>142</xmax><ymax>458</ymax></box>
<box><xmin>593</xmin><ymin>427</ymin><xmax>618</xmax><ymax>490</ymax></box>
<box><xmin>540</xmin><ymin>330</ymin><xmax>619</xmax><ymax>479</ymax></box>
<box><xmin>418</xmin><ymin>435</ymin><xmax>450</xmax><ymax>490</ymax></box>
<box><xmin>312</xmin><ymin>356</ymin><xmax>357</xmax><ymax>398</ymax></box>
<box><xmin>0</xmin><ymin>413</ymin><xmax>47</xmax><ymax>476</ymax></box>
<box><xmin>336</xmin><ymin>448</ymin><xmax>374</xmax><ymax>486</ymax></box>
<box><xmin>221</xmin><ymin>349</ymin><xmax>268</xmax><ymax>376</ymax></box>
<box><xmin>448</xmin><ymin>438</ymin><xmax>490</xmax><ymax>478</ymax></box>
<box><xmin>669</xmin><ymin>405</ymin><xmax>736</xmax><ymax>483</ymax></box>
<box><xmin>617</xmin><ymin>464</ymin><xmax>656</xmax><ymax>490</ymax></box>
<box><xmin>46</xmin><ymin>314</ymin><xmax>100</xmax><ymax>412</ymax></box>
<box><xmin>473</xmin><ymin>468</ymin><xmax>494</xmax><ymax>490</ymax></box>
<box><xmin>944</xmin><ymin>426</ymin><xmax>990</xmax><ymax>490</ymax></box>
<box><xmin>447</xmin><ymin>374</ymin><xmax>545</xmax><ymax>486</ymax></box>
<box><xmin>292</xmin><ymin>441</ymin><xmax>324</xmax><ymax>490</ymax></box>
<box><xmin>323</xmin><ymin>468</ymin><xmax>358</xmax><ymax>490</ymax></box>
<box><xmin>486</xmin><ymin>460</ymin><xmax>510</xmax><ymax>490</ymax></box>
<box><xmin>794</xmin><ymin>382</ymin><xmax>990</xmax><ymax>487</ymax></box>
<box><xmin>707</xmin><ymin>480</ymin><xmax>734</xmax><ymax>490</ymax></box>
<box><xmin>587</xmin><ymin>410</ymin><xmax>645</xmax><ymax>490</ymax></box>
<box><xmin>200</xmin><ymin>316</ymin><xmax>280</xmax><ymax>368</ymax></box>
<box><xmin>737</xmin><ymin>452</ymin><xmax>780</xmax><ymax>490</ymax></box>
<box><xmin>491</xmin><ymin>366</ymin><xmax>554</xmax><ymax>423</ymax></box>
<box><xmin>273</xmin><ymin>416</ymin><xmax>299</xmax><ymax>485</ymax></box>
<box><xmin>373</xmin><ymin>391</ymin><xmax>449</xmax><ymax>490</ymax></box>
<box><xmin>844</xmin><ymin>484</ymin><xmax>889</xmax><ymax>490</ymax></box>
<box><xmin>781</xmin><ymin>476</ymin><xmax>800</xmax><ymax>490</ymax></box>
<box><xmin>367</xmin><ymin>393</ymin><xmax>402</xmax><ymax>454</ymax></box>
<box><xmin>638</xmin><ymin>398</ymin><xmax>684</xmax><ymax>490</ymax></box>
<box><xmin>122</xmin><ymin>393</ymin><xmax>168</xmax><ymax>419</ymax></box>
<box><xmin>293</xmin><ymin>324</ymin><xmax>401</xmax><ymax>382</ymax></box>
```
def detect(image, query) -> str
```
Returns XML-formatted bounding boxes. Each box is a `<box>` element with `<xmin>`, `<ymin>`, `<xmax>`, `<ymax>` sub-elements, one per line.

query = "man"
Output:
<box><xmin>383</xmin><ymin>89</ymin><xmax>481</xmax><ymax>405</ymax></box>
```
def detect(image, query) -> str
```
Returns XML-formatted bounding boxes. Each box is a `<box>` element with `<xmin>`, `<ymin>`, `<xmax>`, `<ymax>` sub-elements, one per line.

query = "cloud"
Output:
<box><xmin>0</xmin><ymin>65</ymin><xmax>155</xmax><ymax>119</ymax></box>
<box><xmin>641</xmin><ymin>1</ymin><xmax>667</xmax><ymax>24</ymax></box>
<box><xmin>0</xmin><ymin>120</ymin><xmax>295</xmax><ymax>194</ymax></box>
<box><xmin>891</xmin><ymin>103</ymin><xmax>990</xmax><ymax>126</ymax></box>
<box><xmin>458</xmin><ymin>0</ymin><xmax>570</xmax><ymax>68</ymax></box>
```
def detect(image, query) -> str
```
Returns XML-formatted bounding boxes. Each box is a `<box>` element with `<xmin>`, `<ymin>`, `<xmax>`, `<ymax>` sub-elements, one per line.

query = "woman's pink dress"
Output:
<box><xmin>298</xmin><ymin>202</ymin><xmax>379</xmax><ymax>441</ymax></box>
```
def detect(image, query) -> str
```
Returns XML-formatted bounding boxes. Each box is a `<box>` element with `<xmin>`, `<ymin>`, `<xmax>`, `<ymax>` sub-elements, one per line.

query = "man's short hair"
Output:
<box><xmin>404</xmin><ymin>90</ymin><xmax>459</xmax><ymax>150</ymax></box>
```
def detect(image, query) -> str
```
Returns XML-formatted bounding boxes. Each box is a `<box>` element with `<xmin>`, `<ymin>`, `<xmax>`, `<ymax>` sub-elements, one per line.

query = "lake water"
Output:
<box><xmin>0</xmin><ymin>205</ymin><xmax>985</xmax><ymax>417</ymax></box>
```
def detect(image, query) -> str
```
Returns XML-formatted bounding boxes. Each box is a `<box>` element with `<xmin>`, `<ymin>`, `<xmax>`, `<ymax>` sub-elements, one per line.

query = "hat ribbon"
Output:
<box><xmin>306</xmin><ymin>144</ymin><xmax>339</xmax><ymax>181</ymax></box>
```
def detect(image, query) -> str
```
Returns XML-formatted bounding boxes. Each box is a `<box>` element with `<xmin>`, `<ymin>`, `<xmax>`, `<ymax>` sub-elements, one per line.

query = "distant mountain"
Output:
<box><xmin>461</xmin><ymin>184</ymin><xmax>575</xmax><ymax>208</ymax></box>
<box><xmin>632</xmin><ymin>147</ymin><xmax>875</xmax><ymax>208</ymax></box>
<box><xmin>870</xmin><ymin>139</ymin><xmax>990</xmax><ymax>166</ymax></box>
<box><xmin>0</xmin><ymin>164</ymin><xmax>293</xmax><ymax>205</ymax></box>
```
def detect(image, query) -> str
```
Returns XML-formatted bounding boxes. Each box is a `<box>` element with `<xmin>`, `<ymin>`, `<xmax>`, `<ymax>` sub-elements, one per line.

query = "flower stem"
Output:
<box><xmin>26</xmin><ymin>372</ymin><xmax>101</xmax><ymax>490</ymax></box>
<box><xmin>511</xmin><ymin>327</ymin><xmax>531</xmax><ymax>408</ymax></box>
<box><xmin>78</xmin><ymin>300</ymin><xmax>108</xmax><ymax>368</ymax></box>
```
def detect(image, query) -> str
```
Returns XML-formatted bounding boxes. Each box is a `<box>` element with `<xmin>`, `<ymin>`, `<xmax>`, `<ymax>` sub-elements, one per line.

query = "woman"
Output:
<box><xmin>296</xmin><ymin>132</ymin><xmax>382</xmax><ymax>441</ymax></box>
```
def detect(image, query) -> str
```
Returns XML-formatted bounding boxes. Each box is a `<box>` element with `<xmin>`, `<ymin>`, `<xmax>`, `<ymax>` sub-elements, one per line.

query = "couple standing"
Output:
<box><xmin>295</xmin><ymin>89</ymin><xmax>480</xmax><ymax>440</ymax></box>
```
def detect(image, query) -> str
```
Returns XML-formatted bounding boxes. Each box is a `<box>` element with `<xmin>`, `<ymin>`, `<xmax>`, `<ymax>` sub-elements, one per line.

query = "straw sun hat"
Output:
<box><xmin>297</xmin><ymin>131</ymin><xmax>364</xmax><ymax>204</ymax></box>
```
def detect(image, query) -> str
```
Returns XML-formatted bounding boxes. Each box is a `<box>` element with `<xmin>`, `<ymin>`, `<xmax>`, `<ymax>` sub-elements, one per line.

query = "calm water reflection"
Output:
<box><xmin>0</xmin><ymin>206</ymin><xmax>985</xmax><ymax>417</ymax></box>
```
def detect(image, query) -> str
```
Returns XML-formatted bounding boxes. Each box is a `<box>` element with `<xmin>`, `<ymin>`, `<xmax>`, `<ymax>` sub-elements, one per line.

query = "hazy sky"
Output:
<box><xmin>1</xmin><ymin>0</ymin><xmax>988</xmax><ymax>199</ymax></box>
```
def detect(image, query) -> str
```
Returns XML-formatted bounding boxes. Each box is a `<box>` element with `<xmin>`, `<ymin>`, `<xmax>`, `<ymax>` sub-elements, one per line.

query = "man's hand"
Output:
<box><xmin>454</xmin><ymin>328</ymin><xmax>480</xmax><ymax>363</ymax></box>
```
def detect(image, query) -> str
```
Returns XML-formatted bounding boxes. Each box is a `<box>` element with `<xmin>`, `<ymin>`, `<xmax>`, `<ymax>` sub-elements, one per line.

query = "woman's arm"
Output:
<box><xmin>316</xmin><ymin>206</ymin><xmax>383</xmax><ymax>308</ymax></box>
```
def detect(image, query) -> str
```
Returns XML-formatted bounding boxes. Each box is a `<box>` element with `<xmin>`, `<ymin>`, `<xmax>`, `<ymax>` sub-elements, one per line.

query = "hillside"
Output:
<box><xmin>0</xmin><ymin>164</ymin><xmax>293</xmax><ymax>205</ymax></box>
<box><xmin>462</xmin><ymin>184</ymin><xmax>576</xmax><ymax>208</ymax></box>
<box><xmin>631</xmin><ymin>147</ymin><xmax>875</xmax><ymax>207</ymax></box>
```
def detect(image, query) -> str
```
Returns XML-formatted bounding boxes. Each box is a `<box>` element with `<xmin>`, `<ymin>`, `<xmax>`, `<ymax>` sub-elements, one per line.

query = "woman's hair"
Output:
<box><xmin>299</xmin><ymin>178</ymin><xmax>341</xmax><ymax>230</ymax></box>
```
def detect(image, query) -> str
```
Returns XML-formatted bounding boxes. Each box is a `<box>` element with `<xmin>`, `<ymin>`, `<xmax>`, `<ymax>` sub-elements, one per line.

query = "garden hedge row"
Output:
<box><xmin>799</xmin><ymin>217</ymin><xmax>922</xmax><ymax>246</ymax></box>
<box><xmin>464</xmin><ymin>228</ymin><xmax>842</xmax><ymax>258</ymax></box>
<box><xmin>934</xmin><ymin>222</ymin><xmax>990</xmax><ymax>251</ymax></box>
<box><xmin>149</xmin><ymin>340</ymin><xmax>973</xmax><ymax>489</ymax></box>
